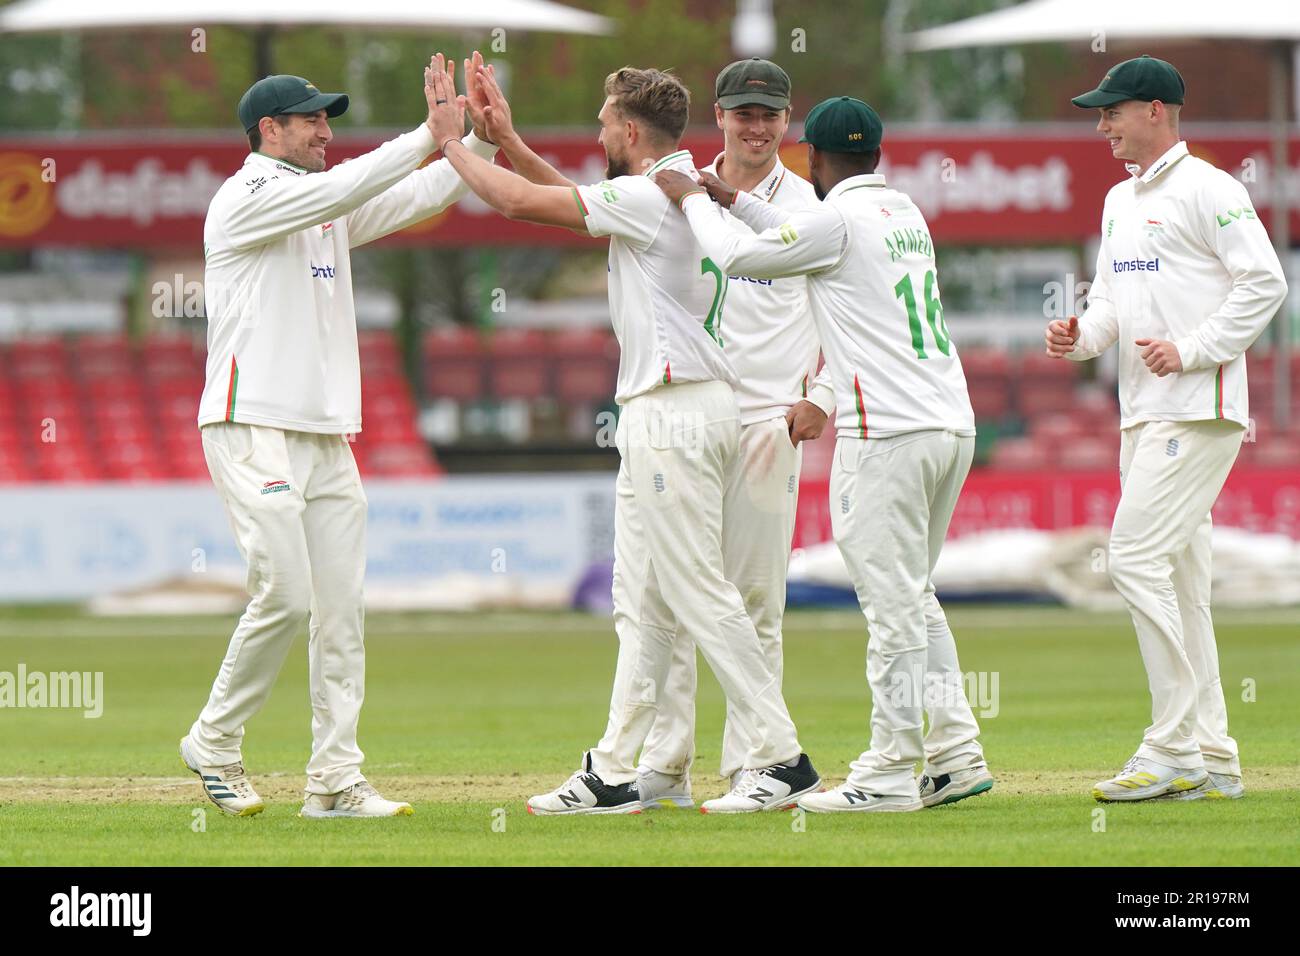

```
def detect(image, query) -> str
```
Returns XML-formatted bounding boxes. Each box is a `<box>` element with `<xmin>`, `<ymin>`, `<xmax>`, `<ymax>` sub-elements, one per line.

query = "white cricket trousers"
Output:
<box><xmin>189</xmin><ymin>422</ymin><xmax>368</xmax><ymax>795</ymax></box>
<box><xmin>1108</xmin><ymin>419</ymin><xmax>1244</xmax><ymax>774</ymax></box>
<box><xmin>588</xmin><ymin>382</ymin><xmax>803</xmax><ymax>784</ymax></box>
<box><xmin>830</xmin><ymin>429</ymin><xmax>985</xmax><ymax>798</ymax></box>
<box><xmin>639</xmin><ymin>415</ymin><xmax>802</xmax><ymax>779</ymax></box>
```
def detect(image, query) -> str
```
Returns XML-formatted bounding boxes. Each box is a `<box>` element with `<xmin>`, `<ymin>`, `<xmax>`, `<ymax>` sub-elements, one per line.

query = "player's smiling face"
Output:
<box><xmin>597</xmin><ymin>97</ymin><xmax>632</xmax><ymax>178</ymax></box>
<box><xmin>1096</xmin><ymin>101</ymin><xmax>1148</xmax><ymax>163</ymax></box>
<box><xmin>262</xmin><ymin>110</ymin><xmax>333</xmax><ymax>172</ymax></box>
<box><xmin>716</xmin><ymin>103</ymin><xmax>789</xmax><ymax>170</ymax></box>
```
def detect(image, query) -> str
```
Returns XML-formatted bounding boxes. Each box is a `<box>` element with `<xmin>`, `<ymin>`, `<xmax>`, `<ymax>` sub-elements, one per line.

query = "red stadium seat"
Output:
<box><xmin>551</xmin><ymin>328</ymin><xmax>618</xmax><ymax>404</ymax></box>
<box><xmin>1058</xmin><ymin>436</ymin><xmax>1118</xmax><ymax>472</ymax></box>
<box><xmin>988</xmin><ymin>437</ymin><xmax>1052</xmax><ymax>471</ymax></box>
<box><xmin>967</xmin><ymin>381</ymin><xmax>1011</xmax><ymax>421</ymax></box>
<box><xmin>1018</xmin><ymin>350</ymin><xmax>1079</xmax><ymax>381</ymax></box>
<box><xmin>424</xmin><ymin>326</ymin><xmax>487</xmax><ymax>401</ymax></box>
<box><xmin>959</xmin><ymin>347</ymin><xmax>1011</xmax><ymax>380</ymax></box>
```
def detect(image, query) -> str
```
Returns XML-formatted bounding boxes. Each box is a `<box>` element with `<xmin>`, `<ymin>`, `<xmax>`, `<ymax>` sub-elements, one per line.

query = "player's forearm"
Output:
<box><xmin>496</xmin><ymin>132</ymin><xmax>575</xmax><ymax>188</ymax></box>
<box><xmin>1172</xmin><ymin>269</ymin><xmax>1288</xmax><ymax>371</ymax></box>
<box><xmin>442</xmin><ymin>138</ymin><xmax>536</xmax><ymax>219</ymax></box>
<box><xmin>682</xmin><ymin>192</ymin><xmax>789</xmax><ymax>279</ymax></box>
<box><xmin>806</xmin><ymin>364</ymin><xmax>836</xmax><ymax>416</ymax></box>
<box><xmin>730</xmin><ymin>190</ymin><xmax>792</xmax><ymax>233</ymax></box>
<box><xmin>223</xmin><ymin>126</ymin><xmax>435</xmax><ymax>250</ymax></box>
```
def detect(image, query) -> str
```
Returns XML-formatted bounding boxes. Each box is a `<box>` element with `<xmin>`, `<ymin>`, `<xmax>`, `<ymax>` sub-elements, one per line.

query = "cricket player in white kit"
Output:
<box><xmin>632</xmin><ymin>59</ymin><xmax>834</xmax><ymax>808</ymax></box>
<box><xmin>657</xmin><ymin>96</ymin><xmax>992</xmax><ymax>813</ymax></box>
<box><xmin>181</xmin><ymin>61</ymin><xmax>499</xmax><ymax>817</ymax></box>
<box><xmin>1048</xmin><ymin>57</ymin><xmax>1288</xmax><ymax>802</ymax></box>
<box><xmin>424</xmin><ymin>59</ymin><xmax>820</xmax><ymax>814</ymax></box>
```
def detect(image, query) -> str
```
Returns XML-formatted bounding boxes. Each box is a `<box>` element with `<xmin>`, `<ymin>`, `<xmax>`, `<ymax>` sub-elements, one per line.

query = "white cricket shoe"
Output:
<box><xmin>299</xmin><ymin>780</ymin><xmax>413</xmax><ymax>818</ymax></box>
<box><xmin>699</xmin><ymin>753</ymin><xmax>821</xmax><ymax>814</ymax></box>
<box><xmin>179</xmin><ymin>735</ymin><xmax>265</xmax><ymax>818</ymax></box>
<box><xmin>798</xmin><ymin>783</ymin><xmax>922</xmax><ymax>814</ymax></box>
<box><xmin>526</xmin><ymin>752</ymin><xmax>642</xmax><ymax>815</ymax></box>
<box><xmin>1092</xmin><ymin>754</ymin><xmax>1207</xmax><ymax>802</ymax></box>
<box><xmin>636</xmin><ymin>766</ymin><xmax>694</xmax><ymax>809</ymax></box>
<box><xmin>1157</xmin><ymin>772</ymin><xmax>1245</xmax><ymax>801</ymax></box>
<box><xmin>917</xmin><ymin>765</ymin><xmax>994</xmax><ymax>808</ymax></box>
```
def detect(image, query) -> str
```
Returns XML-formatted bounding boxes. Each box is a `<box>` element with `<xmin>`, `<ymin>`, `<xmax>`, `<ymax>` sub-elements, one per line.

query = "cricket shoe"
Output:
<box><xmin>1092</xmin><ymin>754</ymin><xmax>1207</xmax><ymax>802</ymax></box>
<box><xmin>1156</xmin><ymin>772</ymin><xmax>1245</xmax><ymax>801</ymax></box>
<box><xmin>798</xmin><ymin>784</ymin><xmax>922</xmax><ymax>814</ymax></box>
<box><xmin>526</xmin><ymin>752</ymin><xmax>642</xmax><ymax>815</ymax></box>
<box><xmin>699</xmin><ymin>754</ymin><xmax>820</xmax><ymax>813</ymax></box>
<box><xmin>918</xmin><ymin>765</ymin><xmax>994</xmax><ymax>808</ymax></box>
<box><xmin>179</xmin><ymin>735</ymin><xmax>265</xmax><ymax>818</ymax></box>
<box><xmin>636</xmin><ymin>766</ymin><xmax>694</xmax><ymax>810</ymax></box>
<box><xmin>299</xmin><ymin>781</ymin><xmax>413</xmax><ymax>818</ymax></box>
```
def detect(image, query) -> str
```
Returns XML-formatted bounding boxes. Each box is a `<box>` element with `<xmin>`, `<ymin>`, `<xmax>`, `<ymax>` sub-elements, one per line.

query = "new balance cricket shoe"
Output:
<box><xmin>299</xmin><ymin>781</ymin><xmax>413</xmax><ymax>818</ymax></box>
<box><xmin>636</xmin><ymin>766</ymin><xmax>694</xmax><ymax>809</ymax></box>
<box><xmin>1156</xmin><ymin>772</ymin><xmax>1245</xmax><ymax>801</ymax></box>
<box><xmin>1092</xmin><ymin>754</ymin><xmax>1208</xmax><ymax>802</ymax></box>
<box><xmin>179</xmin><ymin>735</ymin><xmax>264</xmax><ymax>817</ymax></box>
<box><xmin>699</xmin><ymin>754</ymin><xmax>821</xmax><ymax>813</ymax></box>
<box><xmin>526</xmin><ymin>752</ymin><xmax>642</xmax><ymax>815</ymax></box>
<box><xmin>798</xmin><ymin>784</ymin><xmax>922</xmax><ymax>814</ymax></box>
<box><xmin>918</xmin><ymin>765</ymin><xmax>994</xmax><ymax>808</ymax></box>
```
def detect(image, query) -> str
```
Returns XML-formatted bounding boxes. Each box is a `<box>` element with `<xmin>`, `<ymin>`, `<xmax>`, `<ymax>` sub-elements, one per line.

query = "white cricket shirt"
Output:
<box><xmin>199</xmin><ymin>126</ymin><xmax>497</xmax><ymax>434</ymax></box>
<box><xmin>701</xmin><ymin>153</ymin><xmax>833</xmax><ymax>424</ymax></box>
<box><xmin>574</xmin><ymin>150</ymin><xmax>739</xmax><ymax>405</ymax></box>
<box><xmin>1071</xmin><ymin>141</ymin><xmax>1288</xmax><ymax>429</ymax></box>
<box><xmin>681</xmin><ymin>173</ymin><xmax>975</xmax><ymax>439</ymax></box>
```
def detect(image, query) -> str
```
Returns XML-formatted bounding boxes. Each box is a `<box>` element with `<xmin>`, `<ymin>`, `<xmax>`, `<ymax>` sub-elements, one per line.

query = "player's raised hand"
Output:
<box><xmin>476</xmin><ymin>62</ymin><xmax>518</xmax><ymax>147</ymax></box>
<box><xmin>424</xmin><ymin>54</ymin><xmax>465</xmax><ymax>149</ymax></box>
<box><xmin>1044</xmin><ymin>315</ymin><xmax>1079</xmax><ymax>357</ymax></box>
<box><xmin>462</xmin><ymin>50</ymin><xmax>492</xmax><ymax>143</ymax></box>
<box><xmin>654</xmin><ymin>169</ymin><xmax>704</xmax><ymax>206</ymax></box>
<box><xmin>698</xmin><ymin>170</ymin><xmax>738</xmax><ymax>209</ymax></box>
<box><xmin>1135</xmin><ymin>338</ymin><xmax>1183</xmax><ymax>377</ymax></box>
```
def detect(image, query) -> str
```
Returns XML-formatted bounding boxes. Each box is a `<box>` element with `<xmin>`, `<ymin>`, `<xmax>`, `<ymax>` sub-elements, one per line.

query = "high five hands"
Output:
<box><xmin>424</xmin><ymin>54</ymin><xmax>465</xmax><ymax>150</ymax></box>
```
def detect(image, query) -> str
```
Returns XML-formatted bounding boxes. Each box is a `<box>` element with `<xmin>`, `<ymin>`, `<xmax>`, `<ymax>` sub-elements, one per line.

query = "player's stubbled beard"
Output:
<box><xmin>605</xmin><ymin>147</ymin><xmax>631</xmax><ymax>179</ymax></box>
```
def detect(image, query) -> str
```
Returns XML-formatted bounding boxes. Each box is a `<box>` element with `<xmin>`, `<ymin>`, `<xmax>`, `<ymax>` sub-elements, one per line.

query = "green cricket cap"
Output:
<box><xmin>1071</xmin><ymin>55</ymin><xmax>1185</xmax><ymax>108</ymax></box>
<box><xmin>715</xmin><ymin>58</ymin><xmax>791</xmax><ymax>110</ymax></box>
<box><xmin>237</xmin><ymin>75</ymin><xmax>349</xmax><ymax>133</ymax></box>
<box><xmin>798</xmin><ymin>96</ymin><xmax>882</xmax><ymax>153</ymax></box>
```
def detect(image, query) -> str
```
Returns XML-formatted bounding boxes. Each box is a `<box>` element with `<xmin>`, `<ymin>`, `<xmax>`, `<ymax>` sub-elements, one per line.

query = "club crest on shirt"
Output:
<box><xmin>1143</xmin><ymin>218</ymin><xmax>1165</xmax><ymax>238</ymax></box>
<box><xmin>322</xmin><ymin>221</ymin><xmax>334</xmax><ymax>236</ymax></box>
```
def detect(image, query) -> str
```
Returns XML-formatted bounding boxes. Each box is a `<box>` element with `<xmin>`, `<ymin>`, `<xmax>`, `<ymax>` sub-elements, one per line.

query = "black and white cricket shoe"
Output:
<box><xmin>527</xmin><ymin>752</ymin><xmax>643</xmax><ymax>815</ymax></box>
<box><xmin>700</xmin><ymin>753</ymin><xmax>821</xmax><ymax>813</ymax></box>
<box><xmin>917</xmin><ymin>765</ymin><xmax>994</xmax><ymax>808</ymax></box>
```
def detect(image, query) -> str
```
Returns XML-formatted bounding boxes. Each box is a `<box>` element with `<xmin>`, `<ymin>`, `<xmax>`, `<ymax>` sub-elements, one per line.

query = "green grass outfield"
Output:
<box><xmin>1</xmin><ymin>605</ymin><xmax>1296</xmax><ymax>866</ymax></box>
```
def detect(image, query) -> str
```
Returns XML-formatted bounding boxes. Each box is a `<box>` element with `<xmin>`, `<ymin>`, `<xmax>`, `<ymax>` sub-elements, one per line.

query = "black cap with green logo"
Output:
<box><xmin>1071</xmin><ymin>55</ymin><xmax>1185</xmax><ymax>108</ymax></box>
<box><xmin>715</xmin><ymin>58</ymin><xmax>791</xmax><ymax>110</ymax></box>
<box><xmin>237</xmin><ymin>75</ymin><xmax>349</xmax><ymax>133</ymax></box>
<box><xmin>798</xmin><ymin>96</ymin><xmax>883</xmax><ymax>153</ymax></box>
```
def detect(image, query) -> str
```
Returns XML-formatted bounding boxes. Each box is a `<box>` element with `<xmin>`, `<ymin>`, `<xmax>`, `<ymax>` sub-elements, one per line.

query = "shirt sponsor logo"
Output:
<box><xmin>728</xmin><ymin>274</ymin><xmax>773</xmax><ymax>286</ymax></box>
<box><xmin>261</xmin><ymin>479</ymin><xmax>291</xmax><ymax>495</ymax></box>
<box><xmin>1112</xmin><ymin>257</ymin><xmax>1159</xmax><ymax>273</ymax></box>
<box><xmin>310</xmin><ymin>263</ymin><xmax>335</xmax><ymax>278</ymax></box>
<box><xmin>1215</xmin><ymin>207</ymin><xmax>1256</xmax><ymax>228</ymax></box>
<box><xmin>245</xmin><ymin>176</ymin><xmax>267</xmax><ymax>194</ymax></box>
